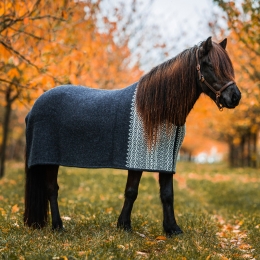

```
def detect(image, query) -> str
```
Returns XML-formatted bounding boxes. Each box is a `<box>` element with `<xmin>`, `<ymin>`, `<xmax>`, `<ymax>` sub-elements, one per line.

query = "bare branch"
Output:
<box><xmin>0</xmin><ymin>40</ymin><xmax>40</xmax><ymax>70</ymax></box>
<box><xmin>0</xmin><ymin>78</ymin><xmax>28</xmax><ymax>89</ymax></box>
<box><xmin>0</xmin><ymin>12</ymin><xmax>64</xmax><ymax>34</ymax></box>
<box><xmin>30</xmin><ymin>15</ymin><xmax>65</xmax><ymax>22</ymax></box>
<box><xmin>9</xmin><ymin>26</ymin><xmax>45</xmax><ymax>41</ymax></box>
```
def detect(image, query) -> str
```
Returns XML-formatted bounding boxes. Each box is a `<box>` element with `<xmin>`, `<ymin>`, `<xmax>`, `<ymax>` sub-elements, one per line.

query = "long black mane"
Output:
<box><xmin>136</xmin><ymin>42</ymin><xmax>235</xmax><ymax>145</ymax></box>
<box><xmin>136</xmin><ymin>46</ymin><xmax>200</xmax><ymax>145</ymax></box>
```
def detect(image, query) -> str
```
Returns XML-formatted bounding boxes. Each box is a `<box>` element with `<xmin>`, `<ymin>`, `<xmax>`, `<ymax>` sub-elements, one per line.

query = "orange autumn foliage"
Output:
<box><xmin>0</xmin><ymin>0</ymin><xmax>142</xmax><ymax>109</ymax></box>
<box><xmin>182</xmin><ymin>1</ymin><xmax>260</xmax><ymax>162</ymax></box>
<box><xmin>0</xmin><ymin>0</ymin><xmax>143</xmax><ymax>176</ymax></box>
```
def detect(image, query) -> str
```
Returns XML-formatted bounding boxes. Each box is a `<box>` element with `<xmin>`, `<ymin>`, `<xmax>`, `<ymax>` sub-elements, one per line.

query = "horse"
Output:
<box><xmin>24</xmin><ymin>37</ymin><xmax>241</xmax><ymax>237</ymax></box>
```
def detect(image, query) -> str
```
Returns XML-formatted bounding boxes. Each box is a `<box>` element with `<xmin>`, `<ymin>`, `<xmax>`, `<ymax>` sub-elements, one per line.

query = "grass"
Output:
<box><xmin>0</xmin><ymin>161</ymin><xmax>260</xmax><ymax>259</ymax></box>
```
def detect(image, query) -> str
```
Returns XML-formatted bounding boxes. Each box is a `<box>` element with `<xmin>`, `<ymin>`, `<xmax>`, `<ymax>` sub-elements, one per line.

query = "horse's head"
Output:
<box><xmin>197</xmin><ymin>37</ymin><xmax>241</xmax><ymax>110</ymax></box>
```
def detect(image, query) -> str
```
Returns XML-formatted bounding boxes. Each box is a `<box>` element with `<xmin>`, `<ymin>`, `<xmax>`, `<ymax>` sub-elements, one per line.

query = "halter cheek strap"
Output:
<box><xmin>196</xmin><ymin>48</ymin><xmax>234</xmax><ymax>111</ymax></box>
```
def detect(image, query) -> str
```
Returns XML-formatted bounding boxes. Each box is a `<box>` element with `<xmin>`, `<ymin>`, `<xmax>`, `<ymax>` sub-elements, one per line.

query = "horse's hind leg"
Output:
<box><xmin>159</xmin><ymin>172</ymin><xmax>183</xmax><ymax>237</ymax></box>
<box><xmin>46</xmin><ymin>165</ymin><xmax>63</xmax><ymax>230</ymax></box>
<box><xmin>117</xmin><ymin>170</ymin><xmax>142</xmax><ymax>231</ymax></box>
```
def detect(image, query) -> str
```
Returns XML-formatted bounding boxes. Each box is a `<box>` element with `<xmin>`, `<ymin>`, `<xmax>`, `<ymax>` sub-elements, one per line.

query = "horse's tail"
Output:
<box><xmin>24</xmin><ymin>150</ymin><xmax>49</xmax><ymax>228</ymax></box>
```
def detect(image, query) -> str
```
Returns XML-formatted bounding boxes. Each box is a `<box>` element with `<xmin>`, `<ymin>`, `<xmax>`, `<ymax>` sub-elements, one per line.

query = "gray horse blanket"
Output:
<box><xmin>26</xmin><ymin>83</ymin><xmax>185</xmax><ymax>173</ymax></box>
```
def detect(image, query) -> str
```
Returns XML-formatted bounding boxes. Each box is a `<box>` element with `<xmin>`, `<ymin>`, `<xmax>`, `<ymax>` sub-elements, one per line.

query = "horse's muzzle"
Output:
<box><xmin>231</xmin><ymin>92</ymin><xmax>241</xmax><ymax>107</ymax></box>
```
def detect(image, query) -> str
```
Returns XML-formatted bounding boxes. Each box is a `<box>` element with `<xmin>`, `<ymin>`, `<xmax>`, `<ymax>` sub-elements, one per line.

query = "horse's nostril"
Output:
<box><xmin>232</xmin><ymin>93</ymin><xmax>239</xmax><ymax>104</ymax></box>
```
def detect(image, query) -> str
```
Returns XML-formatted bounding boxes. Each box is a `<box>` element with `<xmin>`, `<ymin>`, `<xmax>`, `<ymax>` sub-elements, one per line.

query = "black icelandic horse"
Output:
<box><xmin>24</xmin><ymin>37</ymin><xmax>241</xmax><ymax>236</ymax></box>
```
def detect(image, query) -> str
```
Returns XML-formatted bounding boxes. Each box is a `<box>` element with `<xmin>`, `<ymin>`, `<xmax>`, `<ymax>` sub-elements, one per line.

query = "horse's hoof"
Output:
<box><xmin>117</xmin><ymin>222</ymin><xmax>132</xmax><ymax>232</ymax></box>
<box><xmin>52</xmin><ymin>226</ymin><xmax>65</xmax><ymax>232</ymax></box>
<box><xmin>165</xmin><ymin>226</ymin><xmax>183</xmax><ymax>237</ymax></box>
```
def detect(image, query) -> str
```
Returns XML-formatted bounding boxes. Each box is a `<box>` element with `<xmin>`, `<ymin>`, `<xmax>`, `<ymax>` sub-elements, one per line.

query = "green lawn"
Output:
<box><xmin>0</xmin><ymin>162</ymin><xmax>259</xmax><ymax>259</ymax></box>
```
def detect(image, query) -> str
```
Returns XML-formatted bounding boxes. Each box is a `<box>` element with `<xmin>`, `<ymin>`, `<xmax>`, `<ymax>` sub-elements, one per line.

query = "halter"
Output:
<box><xmin>195</xmin><ymin>48</ymin><xmax>234</xmax><ymax>111</ymax></box>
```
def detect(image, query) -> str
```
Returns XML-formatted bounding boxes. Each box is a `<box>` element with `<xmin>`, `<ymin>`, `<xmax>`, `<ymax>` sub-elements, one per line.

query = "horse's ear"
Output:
<box><xmin>219</xmin><ymin>38</ymin><xmax>227</xmax><ymax>49</ymax></box>
<box><xmin>200</xmin><ymin>36</ymin><xmax>213</xmax><ymax>56</ymax></box>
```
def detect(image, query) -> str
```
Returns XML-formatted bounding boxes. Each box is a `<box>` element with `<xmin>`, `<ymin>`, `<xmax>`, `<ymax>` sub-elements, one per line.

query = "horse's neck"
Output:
<box><xmin>182</xmin><ymin>83</ymin><xmax>202</xmax><ymax>123</ymax></box>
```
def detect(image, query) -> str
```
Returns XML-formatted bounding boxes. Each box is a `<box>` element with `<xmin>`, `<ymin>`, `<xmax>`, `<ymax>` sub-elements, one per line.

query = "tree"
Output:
<box><xmin>211</xmin><ymin>0</ymin><xmax>260</xmax><ymax>167</ymax></box>
<box><xmin>0</xmin><ymin>0</ymin><xmax>172</xmax><ymax>177</ymax></box>
<box><xmin>0</xmin><ymin>0</ymin><xmax>144</xmax><ymax>177</ymax></box>
<box><xmin>213</xmin><ymin>0</ymin><xmax>259</xmax><ymax>52</ymax></box>
<box><xmin>0</xmin><ymin>0</ymin><xmax>72</xmax><ymax>177</ymax></box>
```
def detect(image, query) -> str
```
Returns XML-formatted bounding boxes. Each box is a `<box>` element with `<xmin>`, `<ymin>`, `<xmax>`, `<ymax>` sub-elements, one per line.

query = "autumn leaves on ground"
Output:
<box><xmin>0</xmin><ymin>162</ymin><xmax>259</xmax><ymax>259</ymax></box>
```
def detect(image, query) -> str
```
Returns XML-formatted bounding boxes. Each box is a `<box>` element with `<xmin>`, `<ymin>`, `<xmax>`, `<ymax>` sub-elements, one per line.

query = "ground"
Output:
<box><xmin>0</xmin><ymin>162</ymin><xmax>259</xmax><ymax>259</ymax></box>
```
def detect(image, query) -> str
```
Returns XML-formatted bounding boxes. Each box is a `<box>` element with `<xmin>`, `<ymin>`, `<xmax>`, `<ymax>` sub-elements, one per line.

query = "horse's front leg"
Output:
<box><xmin>159</xmin><ymin>172</ymin><xmax>183</xmax><ymax>237</ymax></box>
<box><xmin>117</xmin><ymin>170</ymin><xmax>142</xmax><ymax>231</ymax></box>
<box><xmin>46</xmin><ymin>165</ymin><xmax>63</xmax><ymax>230</ymax></box>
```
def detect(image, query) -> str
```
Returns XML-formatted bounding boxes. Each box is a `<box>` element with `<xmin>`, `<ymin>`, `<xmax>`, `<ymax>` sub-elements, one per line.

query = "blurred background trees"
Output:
<box><xmin>211</xmin><ymin>0</ymin><xmax>260</xmax><ymax>167</ymax></box>
<box><xmin>181</xmin><ymin>0</ymin><xmax>260</xmax><ymax>167</ymax></box>
<box><xmin>0</xmin><ymin>0</ymin><xmax>145</xmax><ymax>177</ymax></box>
<box><xmin>0</xmin><ymin>0</ymin><xmax>259</xmax><ymax>177</ymax></box>
<box><xmin>0</xmin><ymin>0</ymin><xmax>169</xmax><ymax>177</ymax></box>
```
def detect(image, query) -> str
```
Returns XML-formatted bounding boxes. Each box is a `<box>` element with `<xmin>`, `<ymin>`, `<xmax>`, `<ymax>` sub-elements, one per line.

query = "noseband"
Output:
<box><xmin>195</xmin><ymin>49</ymin><xmax>234</xmax><ymax>111</ymax></box>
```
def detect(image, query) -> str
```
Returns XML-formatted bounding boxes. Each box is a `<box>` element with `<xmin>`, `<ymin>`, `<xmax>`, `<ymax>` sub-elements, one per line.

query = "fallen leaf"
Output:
<box><xmin>1</xmin><ymin>228</ymin><xmax>9</xmax><ymax>233</ymax></box>
<box><xmin>242</xmin><ymin>254</ymin><xmax>253</xmax><ymax>259</ymax></box>
<box><xmin>105</xmin><ymin>207</ymin><xmax>113</xmax><ymax>213</ymax></box>
<box><xmin>226</xmin><ymin>224</ymin><xmax>234</xmax><ymax>231</ymax></box>
<box><xmin>155</xmin><ymin>236</ymin><xmax>167</xmax><ymax>241</ymax></box>
<box><xmin>136</xmin><ymin>232</ymin><xmax>146</xmax><ymax>238</ymax></box>
<box><xmin>238</xmin><ymin>220</ymin><xmax>244</xmax><ymax>226</ymax></box>
<box><xmin>78</xmin><ymin>251</ymin><xmax>86</xmax><ymax>256</ymax></box>
<box><xmin>12</xmin><ymin>222</ymin><xmax>19</xmax><ymax>228</ymax></box>
<box><xmin>239</xmin><ymin>244</ymin><xmax>252</xmax><ymax>250</ymax></box>
<box><xmin>145</xmin><ymin>241</ymin><xmax>156</xmax><ymax>246</ymax></box>
<box><xmin>136</xmin><ymin>251</ymin><xmax>148</xmax><ymax>256</ymax></box>
<box><xmin>233</xmin><ymin>225</ymin><xmax>241</xmax><ymax>230</ymax></box>
<box><xmin>239</xmin><ymin>233</ymin><xmax>248</xmax><ymax>238</ymax></box>
<box><xmin>219</xmin><ymin>243</ymin><xmax>226</xmax><ymax>249</ymax></box>
<box><xmin>62</xmin><ymin>216</ymin><xmax>71</xmax><ymax>221</ymax></box>
<box><xmin>11</xmin><ymin>204</ymin><xmax>19</xmax><ymax>213</ymax></box>
<box><xmin>0</xmin><ymin>208</ymin><xmax>6</xmax><ymax>215</ymax></box>
<box><xmin>117</xmin><ymin>245</ymin><xmax>125</xmax><ymax>250</ymax></box>
<box><xmin>216</xmin><ymin>231</ymin><xmax>228</xmax><ymax>238</ymax></box>
<box><xmin>63</xmin><ymin>243</ymin><xmax>70</xmax><ymax>248</ymax></box>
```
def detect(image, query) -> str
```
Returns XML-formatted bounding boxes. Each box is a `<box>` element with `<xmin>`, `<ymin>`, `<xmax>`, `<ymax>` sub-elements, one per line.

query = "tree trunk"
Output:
<box><xmin>229</xmin><ymin>141</ymin><xmax>234</xmax><ymax>167</ymax></box>
<box><xmin>0</xmin><ymin>88</ymin><xmax>12</xmax><ymax>178</ymax></box>
<box><xmin>252</xmin><ymin>132</ymin><xmax>257</xmax><ymax>168</ymax></box>
<box><xmin>247</xmin><ymin>132</ymin><xmax>251</xmax><ymax>167</ymax></box>
<box><xmin>248</xmin><ymin>131</ymin><xmax>258</xmax><ymax>168</ymax></box>
<box><xmin>239</xmin><ymin>136</ymin><xmax>243</xmax><ymax>167</ymax></box>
